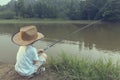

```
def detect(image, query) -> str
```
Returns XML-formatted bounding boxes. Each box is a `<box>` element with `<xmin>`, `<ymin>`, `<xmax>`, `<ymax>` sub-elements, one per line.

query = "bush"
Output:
<box><xmin>0</xmin><ymin>11</ymin><xmax>15</xmax><ymax>19</ymax></box>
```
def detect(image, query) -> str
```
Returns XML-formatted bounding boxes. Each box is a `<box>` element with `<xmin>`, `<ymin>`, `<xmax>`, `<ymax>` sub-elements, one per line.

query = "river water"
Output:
<box><xmin>0</xmin><ymin>22</ymin><xmax>120</xmax><ymax>64</ymax></box>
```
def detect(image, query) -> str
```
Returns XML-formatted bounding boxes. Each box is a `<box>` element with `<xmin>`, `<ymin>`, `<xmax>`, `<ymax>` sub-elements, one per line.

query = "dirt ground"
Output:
<box><xmin>0</xmin><ymin>62</ymin><xmax>59</xmax><ymax>80</ymax></box>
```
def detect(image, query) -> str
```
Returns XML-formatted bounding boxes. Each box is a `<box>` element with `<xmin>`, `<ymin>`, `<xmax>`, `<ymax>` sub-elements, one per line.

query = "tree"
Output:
<box><xmin>33</xmin><ymin>2</ymin><xmax>43</xmax><ymax>18</ymax></box>
<box><xmin>101</xmin><ymin>0</ymin><xmax>120</xmax><ymax>22</ymax></box>
<box><xmin>67</xmin><ymin>0</ymin><xmax>81</xmax><ymax>20</ymax></box>
<box><xmin>33</xmin><ymin>1</ymin><xmax>57</xmax><ymax>18</ymax></box>
<box><xmin>0</xmin><ymin>0</ymin><xmax>120</xmax><ymax>22</ymax></box>
<box><xmin>6</xmin><ymin>0</ymin><xmax>16</xmax><ymax>11</ymax></box>
<box><xmin>0</xmin><ymin>10</ymin><xmax>15</xmax><ymax>19</ymax></box>
<box><xmin>80</xmin><ymin>0</ymin><xmax>108</xmax><ymax>20</ymax></box>
<box><xmin>24</xmin><ymin>4</ymin><xmax>34</xmax><ymax>18</ymax></box>
<box><xmin>14</xmin><ymin>0</ymin><xmax>25</xmax><ymax>18</ymax></box>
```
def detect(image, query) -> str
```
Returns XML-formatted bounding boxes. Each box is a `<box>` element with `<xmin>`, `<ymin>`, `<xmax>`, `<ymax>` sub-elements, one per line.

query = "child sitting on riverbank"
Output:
<box><xmin>12</xmin><ymin>25</ymin><xmax>47</xmax><ymax>78</ymax></box>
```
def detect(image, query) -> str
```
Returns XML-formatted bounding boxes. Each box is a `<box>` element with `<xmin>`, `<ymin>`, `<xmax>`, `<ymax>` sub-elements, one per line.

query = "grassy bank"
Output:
<box><xmin>48</xmin><ymin>54</ymin><xmax>120</xmax><ymax>80</ymax></box>
<box><xmin>0</xmin><ymin>54</ymin><xmax>120</xmax><ymax>80</ymax></box>
<box><xmin>0</xmin><ymin>19</ymin><xmax>97</xmax><ymax>24</ymax></box>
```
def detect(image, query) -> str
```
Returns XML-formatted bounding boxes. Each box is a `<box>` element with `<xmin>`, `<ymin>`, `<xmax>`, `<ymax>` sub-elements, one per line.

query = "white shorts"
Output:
<box><xmin>34</xmin><ymin>54</ymin><xmax>46</xmax><ymax>72</ymax></box>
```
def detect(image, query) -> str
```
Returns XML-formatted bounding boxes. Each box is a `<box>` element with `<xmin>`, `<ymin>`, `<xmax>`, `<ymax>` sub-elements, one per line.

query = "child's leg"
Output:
<box><xmin>34</xmin><ymin>53</ymin><xmax>47</xmax><ymax>74</ymax></box>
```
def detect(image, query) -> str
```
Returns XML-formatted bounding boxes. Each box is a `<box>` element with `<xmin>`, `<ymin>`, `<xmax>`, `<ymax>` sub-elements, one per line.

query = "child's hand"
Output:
<box><xmin>38</xmin><ymin>49</ymin><xmax>44</xmax><ymax>53</ymax></box>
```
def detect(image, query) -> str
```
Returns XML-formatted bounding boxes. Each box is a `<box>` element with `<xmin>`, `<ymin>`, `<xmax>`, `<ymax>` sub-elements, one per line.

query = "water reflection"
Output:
<box><xmin>79</xmin><ymin>42</ymin><xmax>120</xmax><ymax>64</ymax></box>
<box><xmin>78</xmin><ymin>22</ymin><xmax>120</xmax><ymax>51</ymax></box>
<box><xmin>0</xmin><ymin>22</ymin><xmax>120</xmax><ymax>63</ymax></box>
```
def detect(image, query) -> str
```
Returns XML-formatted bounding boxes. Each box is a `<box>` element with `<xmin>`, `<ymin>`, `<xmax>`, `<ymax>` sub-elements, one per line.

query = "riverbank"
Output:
<box><xmin>0</xmin><ymin>19</ymin><xmax>97</xmax><ymax>24</ymax></box>
<box><xmin>0</xmin><ymin>62</ymin><xmax>59</xmax><ymax>80</ymax></box>
<box><xmin>0</xmin><ymin>53</ymin><xmax>120</xmax><ymax>80</ymax></box>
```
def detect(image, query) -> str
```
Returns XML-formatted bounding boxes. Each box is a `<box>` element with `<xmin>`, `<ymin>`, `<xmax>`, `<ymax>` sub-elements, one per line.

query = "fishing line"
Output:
<box><xmin>43</xmin><ymin>0</ymin><xmax>113</xmax><ymax>51</ymax></box>
<box><xmin>43</xmin><ymin>20</ymin><xmax>101</xmax><ymax>51</ymax></box>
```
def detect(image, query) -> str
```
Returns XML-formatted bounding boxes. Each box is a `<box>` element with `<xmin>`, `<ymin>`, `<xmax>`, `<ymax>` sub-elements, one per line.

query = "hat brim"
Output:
<box><xmin>12</xmin><ymin>32</ymin><xmax>44</xmax><ymax>46</ymax></box>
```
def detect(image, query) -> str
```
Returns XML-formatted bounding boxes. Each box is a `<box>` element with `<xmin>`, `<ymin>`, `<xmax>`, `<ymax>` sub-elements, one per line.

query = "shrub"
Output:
<box><xmin>0</xmin><ymin>11</ymin><xmax>15</xmax><ymax>19</ymax></box>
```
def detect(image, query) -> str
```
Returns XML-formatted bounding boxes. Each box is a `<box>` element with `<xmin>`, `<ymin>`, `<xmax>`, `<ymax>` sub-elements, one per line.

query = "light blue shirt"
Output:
<box><xmin>15</xmin><ymin>45</ymin><xmax>39</xmax><ymax>76</ymax></box>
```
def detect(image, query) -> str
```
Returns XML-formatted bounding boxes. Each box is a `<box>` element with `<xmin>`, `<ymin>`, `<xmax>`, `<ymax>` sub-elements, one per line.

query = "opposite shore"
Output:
<box><xmin>0</xmin><ymin>19</ymin><xmax>101</xmax><ymax>24</ymax></box>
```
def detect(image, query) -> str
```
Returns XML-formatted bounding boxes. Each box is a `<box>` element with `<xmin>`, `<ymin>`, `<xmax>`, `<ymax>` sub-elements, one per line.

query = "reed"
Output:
<box><xmin>48</xmin><ymin>53</ymin><xmax>120</xmax><ymax>80</ymax></box>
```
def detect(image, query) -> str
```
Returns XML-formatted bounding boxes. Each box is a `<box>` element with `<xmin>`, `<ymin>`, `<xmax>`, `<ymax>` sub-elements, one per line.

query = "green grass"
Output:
<box><xmin>48</xmin><ymin>53</ymin><xmax>120</xmax><ymax>80</ymax></box>
<box><xmin>0</xmin><ymin>19</ymin><xmax>97</xmax><ymax>24</ymax></box>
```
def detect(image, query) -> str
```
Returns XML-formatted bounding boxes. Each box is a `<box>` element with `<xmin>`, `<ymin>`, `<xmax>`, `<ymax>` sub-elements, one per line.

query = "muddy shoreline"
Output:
<box><xmin>0</xmin><ymin>63</ymin><xmax>59</xmax><ymax>80</ymax></box>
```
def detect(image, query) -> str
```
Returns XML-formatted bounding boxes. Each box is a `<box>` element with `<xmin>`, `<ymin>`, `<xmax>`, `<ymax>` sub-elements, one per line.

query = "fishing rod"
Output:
<box><xmin>43</xmin><ymin>20</ymin><xmax>101</xmax><ymax>51</ymax></box>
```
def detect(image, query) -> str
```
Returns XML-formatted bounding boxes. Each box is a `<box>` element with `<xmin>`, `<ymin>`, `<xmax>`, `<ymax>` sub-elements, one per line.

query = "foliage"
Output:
<box><xmin>48</xmin><ymin>53</ymin><xmax>120</xmax><ymax>80</ymax></box>
<box><xmin>0</xmin><ymin>10</ymin><xmax>15</xmax><ymax>19</ymax></box>
<box><xmin>14</xmin><ymin>0</ymin><xmax>25</xmax><ymax>17</ymax></box>
<box><xmin>101</xmin><ymin>0</ymin><xmax>120</xmax><ymax>22</ymax></box>
<box><xmin>0</xmin><ymin>0</ymin><xmax>120</xmax><ymax>22</ymax></box>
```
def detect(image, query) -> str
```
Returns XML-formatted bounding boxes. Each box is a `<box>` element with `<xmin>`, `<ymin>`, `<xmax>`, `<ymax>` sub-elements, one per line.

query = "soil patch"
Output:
<box><xmin>0</xmin><ymin>63</ymin><xmax>59</xmax><ymax>80</ymax></box>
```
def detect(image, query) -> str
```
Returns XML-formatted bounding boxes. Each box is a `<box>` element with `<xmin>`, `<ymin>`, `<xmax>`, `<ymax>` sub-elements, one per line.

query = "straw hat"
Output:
<box><xmin>12</xmin><ymin>25</ymin><xmax>44</xmax><ymax>46</ymax></box>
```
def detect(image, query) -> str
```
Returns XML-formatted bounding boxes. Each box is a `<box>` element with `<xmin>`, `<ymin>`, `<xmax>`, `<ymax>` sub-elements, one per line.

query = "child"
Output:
<box><xmin>12</xmin><ymin>25</ymin><xmax>47</xmax><ymax>78</ymax></box>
